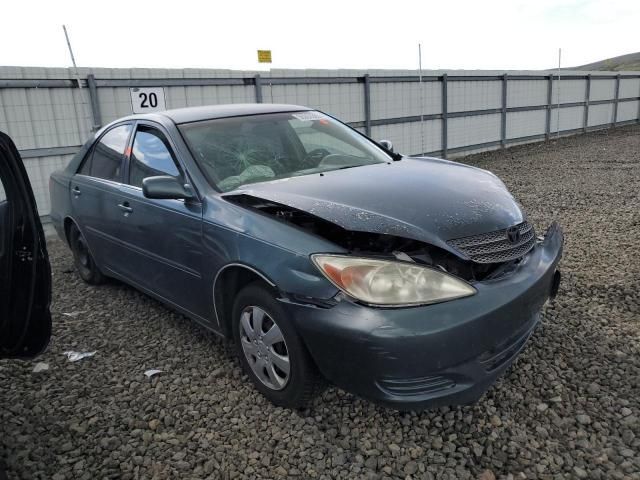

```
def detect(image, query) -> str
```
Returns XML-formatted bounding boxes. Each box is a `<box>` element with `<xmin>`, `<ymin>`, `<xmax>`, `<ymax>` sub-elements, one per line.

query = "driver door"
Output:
<box><xmin>114</xmin><ymin>122</ymin><xmax>207</xmax><ymax>319</ymax></box>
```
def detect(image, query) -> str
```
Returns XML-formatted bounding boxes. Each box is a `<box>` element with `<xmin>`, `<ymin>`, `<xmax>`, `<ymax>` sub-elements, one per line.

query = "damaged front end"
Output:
<box><xmin>225</xmin><ymin>194</ymin><xmax>542</xmax><ymax>284</ymax></box>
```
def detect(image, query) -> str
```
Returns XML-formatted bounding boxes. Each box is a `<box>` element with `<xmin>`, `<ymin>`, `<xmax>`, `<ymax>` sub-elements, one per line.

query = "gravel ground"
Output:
<box><xmin>1</xmin><ymin>126</ymin><xmax>639</xmax><ymax>480</ymax></box>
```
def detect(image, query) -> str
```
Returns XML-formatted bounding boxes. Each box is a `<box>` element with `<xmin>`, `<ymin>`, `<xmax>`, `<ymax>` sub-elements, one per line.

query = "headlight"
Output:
<box><xmin>311</xmin><ymin>254</ymin><xmax>476</xmax><ymax>307</ymax></box>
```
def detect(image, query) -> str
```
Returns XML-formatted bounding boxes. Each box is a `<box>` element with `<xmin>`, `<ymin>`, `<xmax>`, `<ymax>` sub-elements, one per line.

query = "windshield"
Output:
<box><xmin>178</xmin><ymin>111</ymin><xmax>391</xmax><ymax>192</ymax></box>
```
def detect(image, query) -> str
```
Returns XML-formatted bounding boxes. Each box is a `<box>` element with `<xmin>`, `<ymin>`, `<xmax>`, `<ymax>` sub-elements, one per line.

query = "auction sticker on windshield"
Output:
<box><xmin>291</xmin><ymin>111</ymin><xmax>326</xmax><ymax>122</ymax></box>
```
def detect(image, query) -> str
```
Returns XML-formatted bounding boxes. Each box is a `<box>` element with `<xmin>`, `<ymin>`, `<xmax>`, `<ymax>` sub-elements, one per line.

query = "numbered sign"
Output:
<box><xmin>130</xmin><ymin>87</ymin><xmax>166</xmax><ymax>113</ymax></box>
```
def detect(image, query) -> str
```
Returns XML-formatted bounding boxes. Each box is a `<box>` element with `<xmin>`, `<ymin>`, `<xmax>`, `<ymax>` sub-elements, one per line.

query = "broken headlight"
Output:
<box><xmin>311</xmin><ymin>254</ymin><xmax>476</xmax><ymax>307</ymax></box>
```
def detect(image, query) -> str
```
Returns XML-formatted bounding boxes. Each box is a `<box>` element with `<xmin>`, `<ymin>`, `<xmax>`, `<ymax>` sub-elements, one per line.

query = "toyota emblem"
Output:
<box><xmin>506</xmin><ymin>226</ymin><xmax>521</xmax><ymax>244</ymax></box>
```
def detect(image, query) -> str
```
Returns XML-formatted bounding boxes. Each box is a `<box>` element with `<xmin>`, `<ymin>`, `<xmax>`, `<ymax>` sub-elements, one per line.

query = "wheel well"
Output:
<box><xmin>214</xmin><ymin>266</ymin><xmax>276</xmax><ymax>338</ymax></box>
<box><xmin>63</xmin><ymin>217</ymin><xmax>76</xmax><ymax>246</ymax></box>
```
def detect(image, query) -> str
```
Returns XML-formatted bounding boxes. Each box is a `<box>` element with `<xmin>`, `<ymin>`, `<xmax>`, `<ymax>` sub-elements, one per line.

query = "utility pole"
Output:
<box><xmin>63</xmin><ymin>25</ymin><xmax>82</xmax><ymax>88</ymax></box>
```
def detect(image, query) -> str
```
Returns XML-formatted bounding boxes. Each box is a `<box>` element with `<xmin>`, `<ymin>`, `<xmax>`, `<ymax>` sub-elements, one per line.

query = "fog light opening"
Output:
<box><xmin>550</xmin><ymin>270</ymin><xmax>561</xmax><ymax>300</ymax></box>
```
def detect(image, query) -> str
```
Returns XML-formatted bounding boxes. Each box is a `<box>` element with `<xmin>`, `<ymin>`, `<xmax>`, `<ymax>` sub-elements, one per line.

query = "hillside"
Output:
<box><xmin>572</xmin><ymin>52</ymin><xmax>640</xmax><ymax>71</ymax></box>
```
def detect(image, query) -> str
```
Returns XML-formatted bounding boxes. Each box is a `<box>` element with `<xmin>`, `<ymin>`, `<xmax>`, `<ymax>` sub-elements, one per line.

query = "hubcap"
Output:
<box><xmin>239</xmin><ymin>306</ymin><xmax>290</xmax><ymax>391</ymax></box>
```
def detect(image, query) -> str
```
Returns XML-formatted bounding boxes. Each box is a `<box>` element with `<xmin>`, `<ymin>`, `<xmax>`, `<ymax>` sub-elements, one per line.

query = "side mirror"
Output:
<box><xmin>379</xmin><ymin>139</ymin><xmax>394</xmax><ymax>152</ymax></box>
<box><xmin>142</xmin><ymin>176</ymin><xmax>195</xmax><ymax>200</ymax></box>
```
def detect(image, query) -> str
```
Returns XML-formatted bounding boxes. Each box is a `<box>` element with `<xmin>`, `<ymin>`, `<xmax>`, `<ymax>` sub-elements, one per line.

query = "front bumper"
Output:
<box><xmin>283</xmin><ymin>223</ymin><xmax>564</xmax><ymax>410</ymax></box>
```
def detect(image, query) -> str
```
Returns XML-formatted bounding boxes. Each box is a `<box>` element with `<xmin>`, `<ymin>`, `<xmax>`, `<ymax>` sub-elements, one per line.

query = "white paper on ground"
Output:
<box><xmin>63</xmin><ymin>351</ymin><xmax>97</xmax><ymax>362</ymax></box>
<box><xmin>33</xmin><ymin>362</ymin><xmax>49</xmax><ymax>372</ymax></box>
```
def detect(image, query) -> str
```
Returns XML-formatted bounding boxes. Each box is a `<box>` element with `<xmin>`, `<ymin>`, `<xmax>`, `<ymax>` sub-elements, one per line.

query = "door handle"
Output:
<box><xmin>117</xmin><ymin>202</ymin><xmax>133</xmax><ymax>214</ymax></box>
<box><xmin>72</xmin><ymin>186</ymin><xmax>81</xmax><ymax>197</ymax></box>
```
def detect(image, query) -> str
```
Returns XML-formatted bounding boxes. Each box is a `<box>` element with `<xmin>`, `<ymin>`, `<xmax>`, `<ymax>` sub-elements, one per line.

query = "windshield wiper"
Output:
<box><xmin>334</xmin><ymin>164</ymin><xmax>364</xmax><ymax>170</ymax></box>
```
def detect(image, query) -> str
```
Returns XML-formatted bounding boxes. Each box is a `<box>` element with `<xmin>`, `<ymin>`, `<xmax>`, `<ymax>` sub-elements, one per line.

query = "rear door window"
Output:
<box><xmin>128</xmin><ymin>126</ymin><xmax>181</xmax><ymax>188</ymax></box>
<box><xmin>81</xmin><ymin>124</ymin><xmax>132</xmax><ymax>181</ymax></box>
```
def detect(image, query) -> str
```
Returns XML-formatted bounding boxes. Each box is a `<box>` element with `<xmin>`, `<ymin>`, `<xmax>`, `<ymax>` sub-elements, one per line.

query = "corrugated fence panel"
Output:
<box><xmin>0</xmin><ymin>88</ymin><xmax>33</xmax><ymax>148</ymax></box>
<box><xmin>590</xmin><ymin>79</ymin><xmax>616</xmax><ymax>101</ymax></box>
<box><xmin>0</xmin><ymin>87</ymin><xmax>92</xmax><ymax>151</ymax></box>
<box><xmin>618</xmin><ymin>100</ymin><xmax>640</xmax><ymax>122</ymax></box>
<box><xmin>588</xmin><ymin>103</ymin><xmax>614</xmax><ymax>126</ymax></box>
<box><xmin>552</xmin><ymin>79</ymin><xmax>586</xmax><ymax>104</ymax></box>
<box><xmin>279</xmin><ymin>83</ymin><xmax>364</xmax><ymax>123</ymax></box>
<box><xmin>1</xmin><ymin>66</ymin><xmax>639</xmax><ymax>217</ymax></box>
<box><xmin>448</xmin><ymin>113</ymin><xmax>501</xmax><ymax>149</ymax></box>
<box><xmin>550</xmin><ymin>106</ymin><xmax>584</xmax><ymax>132</ymax></box>
<box><xmin>167</xmin><ymin>85</ymin><xmax>255</xmax><ymax>109</ymax></box>
<box><xmin>619</xmin><ymin>78</ymin><xmax>640</xmax><ymax>99</ymax></box>
<box><xmin>507</xmin><ymin>80</ymin><xmax>547</xmax><ymax>107</ymax></box>
<box><xmin>448</xmin><ymin>80</ymin><xmax>501</xmax><ymax>113</ymax></box>
<box><xmin>372</xmin><ymin>120</ymin><xmax>442</xmax><ymax>155</ymax></box>
<box><xmin>371</xmin><ymin>82</ymin><xmax>442</xmax><ymax>119</ymax></box>
<box><xmin>506</xmin><ymin>110</ymin><xmax>547</xmax><ymax>138</ymax></box>
<box><xmin>98</xmin><ymin>87</ymin><xmax>136</xmax><ymax>124</ymax></box>
<box><xmin>51</xmin><ymin>88</ymin><xmax>93</xmax><ymax>147</ymax></box>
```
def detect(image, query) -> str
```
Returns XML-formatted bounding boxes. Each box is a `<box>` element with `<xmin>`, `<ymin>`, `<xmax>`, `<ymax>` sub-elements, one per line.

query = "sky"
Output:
<box><xmin>1</xmin><ymin>0</ymin><xmax>638</xmax><ymax>71</ymax></box>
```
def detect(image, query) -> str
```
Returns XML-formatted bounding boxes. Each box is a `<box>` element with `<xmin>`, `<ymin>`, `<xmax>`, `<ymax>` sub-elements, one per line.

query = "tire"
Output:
<box><xmin>68</xmin><ymin>223</ymin><xmax>106</xmax><ymax>285</ymax></box>
<box><xmin>232</xmin><ymin>282</ymin><xmax>318</xmax><ymax>408</ymax></box>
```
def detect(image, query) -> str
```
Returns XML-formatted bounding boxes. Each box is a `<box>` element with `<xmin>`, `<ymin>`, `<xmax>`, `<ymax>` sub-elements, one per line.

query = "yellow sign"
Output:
<box><xmin>257</xmin><ymin>50</ymin><xmax>272</xmax><ymax>63</ymax></box>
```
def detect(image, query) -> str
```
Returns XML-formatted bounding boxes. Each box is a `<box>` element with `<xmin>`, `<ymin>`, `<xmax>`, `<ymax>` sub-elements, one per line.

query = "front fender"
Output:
<box><xmin>204</xmin><ymin>195</ymin><xmax>343</xmax><ymax>300</ymax></box>
<box><xmin>233</xmin><ymin>231</ymin><xmax>339</xmax><ymax>300</ymax></box>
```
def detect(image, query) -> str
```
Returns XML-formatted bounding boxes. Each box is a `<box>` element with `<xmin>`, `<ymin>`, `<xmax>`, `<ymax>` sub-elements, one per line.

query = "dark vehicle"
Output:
<box><xmin>0</xmin><ymin>132</ymin><xmax>51</xmax><ymax>360</ymax></box>
<box><xmin>49</xmin><ymin>104</ymin><xmax>563</xmax><ymax>409</ymax></box>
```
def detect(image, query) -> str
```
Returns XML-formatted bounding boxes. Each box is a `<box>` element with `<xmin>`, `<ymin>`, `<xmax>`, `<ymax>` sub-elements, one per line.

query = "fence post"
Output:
<box><xmin>441</xmin><ymin>73</ymin><xmax>448</xmax><ymax>158</ymax></box>
<box><xmin>638</xmin><ymin>78</ymin><xmax>640</xmax><ymax>124</ymax></box>
<box><xmin>612</xmin><ymin>74</ymin><xmax>620</xmax><ymax>127</ymax></box>
<box><xmin>254</xmin><ymin>74</ymin><xmax>263</xmax><ymax>103</ymax></box>
<box><xmin>363</xmin><ymin>74</ymin><xmax>371</xmax><ymax>137</ymax></box>
<box><xmin>86</xmin><ymin>74</ymin><xmax>102</xmax><ymax>131</ymax></box>
<box><xmin>583</xmin><ymin>74</ymin><xmax>591</xmax><ymax>133</ymax></box>
<box><xmin>545</xmin><ymin>74</ymin><xmax>553</xmax><ymax>140</ymax></box>
<box><xmin>501</xmin><ymin>74</ymin><xmax>507</xmax><ymax>147</ymax></box>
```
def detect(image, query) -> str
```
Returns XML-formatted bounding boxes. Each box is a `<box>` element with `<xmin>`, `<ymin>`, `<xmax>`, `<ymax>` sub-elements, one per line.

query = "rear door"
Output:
<box><xmin>70</xmin><ymin>123</ymin><xmax>133</xmax><ymax>275</ymax></box>
<box><xmin>0</xmin><ymin>132</ymin><xmax>51</xmax><ymax>359</ymax></box>
<box><xmin>115</xmin><ymin>122</ymin><xmax>206</xmax><ymax>319</ymax></box>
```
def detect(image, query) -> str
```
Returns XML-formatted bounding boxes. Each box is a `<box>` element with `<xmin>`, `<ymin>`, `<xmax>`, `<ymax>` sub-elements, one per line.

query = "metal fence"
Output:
<box><xmin>1</xmin><ymin>66</ymin><xmax>639</xmax><ymax>216</ymax></box>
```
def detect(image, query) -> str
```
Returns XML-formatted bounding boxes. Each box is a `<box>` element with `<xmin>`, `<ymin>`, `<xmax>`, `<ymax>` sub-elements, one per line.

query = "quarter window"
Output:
<box><xmin>128</xmin><ymin>127</ymin><xmax>181</xmax><ymax>188</ymax></box>
<box><xmin>81</xmin><ymin>124</ymin><xmax>132</xmax><ymax>181</ymax></box>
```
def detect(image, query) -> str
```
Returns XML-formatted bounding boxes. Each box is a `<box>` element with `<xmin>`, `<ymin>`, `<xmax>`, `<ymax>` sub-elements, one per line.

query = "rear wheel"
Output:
<box><xmin>69</xmin><ymin>223</ymin><xmax>105</xmax><ymax>285</ymax></box>
<box><xmin>232</xmin><ymin>283</ymin><xmax>318</xmax><ymax>408</ymax></box>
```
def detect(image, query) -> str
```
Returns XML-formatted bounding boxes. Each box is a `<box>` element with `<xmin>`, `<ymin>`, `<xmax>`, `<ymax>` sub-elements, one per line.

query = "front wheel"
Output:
<box><xmin>232</xmin><ymin>283</ymin><xmax>318</xmax><ymax>408</ymax></box>
<box><xmin>68</xmin><ymin>223</ymin><xmax>105</xmax><ymax>285</ymax></box>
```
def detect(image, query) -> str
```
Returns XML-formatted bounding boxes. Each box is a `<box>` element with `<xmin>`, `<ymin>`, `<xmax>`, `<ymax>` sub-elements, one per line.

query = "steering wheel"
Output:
<box><xmin>303</xmin><ymin>148</ymin><xmax>331</xmax><ymax>167</ymax></box>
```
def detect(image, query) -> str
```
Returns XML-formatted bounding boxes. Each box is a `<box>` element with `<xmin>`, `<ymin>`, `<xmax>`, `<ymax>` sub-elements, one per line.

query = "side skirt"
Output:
<box><xmin>103</xmin><ymin>267</ymin><xmax>227</xmax><ymax>339</ymax></box>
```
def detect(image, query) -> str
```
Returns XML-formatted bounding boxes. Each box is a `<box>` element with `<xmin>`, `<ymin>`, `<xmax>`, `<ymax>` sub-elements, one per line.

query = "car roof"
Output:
<box><xmin>155</xmin><ymin>103</ymin><xmax>311</xmax><ymax>124</ymax></box>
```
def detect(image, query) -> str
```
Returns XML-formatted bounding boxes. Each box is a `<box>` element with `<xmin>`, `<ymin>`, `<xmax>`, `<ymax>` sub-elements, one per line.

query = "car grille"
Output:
<box><xmin>447</xmin><ymin>221</ymin><xmax>536</xmax><ymax>264</ymax></box>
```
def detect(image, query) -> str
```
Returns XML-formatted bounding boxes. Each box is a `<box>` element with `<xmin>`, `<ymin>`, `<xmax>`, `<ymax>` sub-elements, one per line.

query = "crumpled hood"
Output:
<box><xmin>225</xmin><ymin>157</ymin><xmax>524</xmax><ymax>253</ymax></box>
